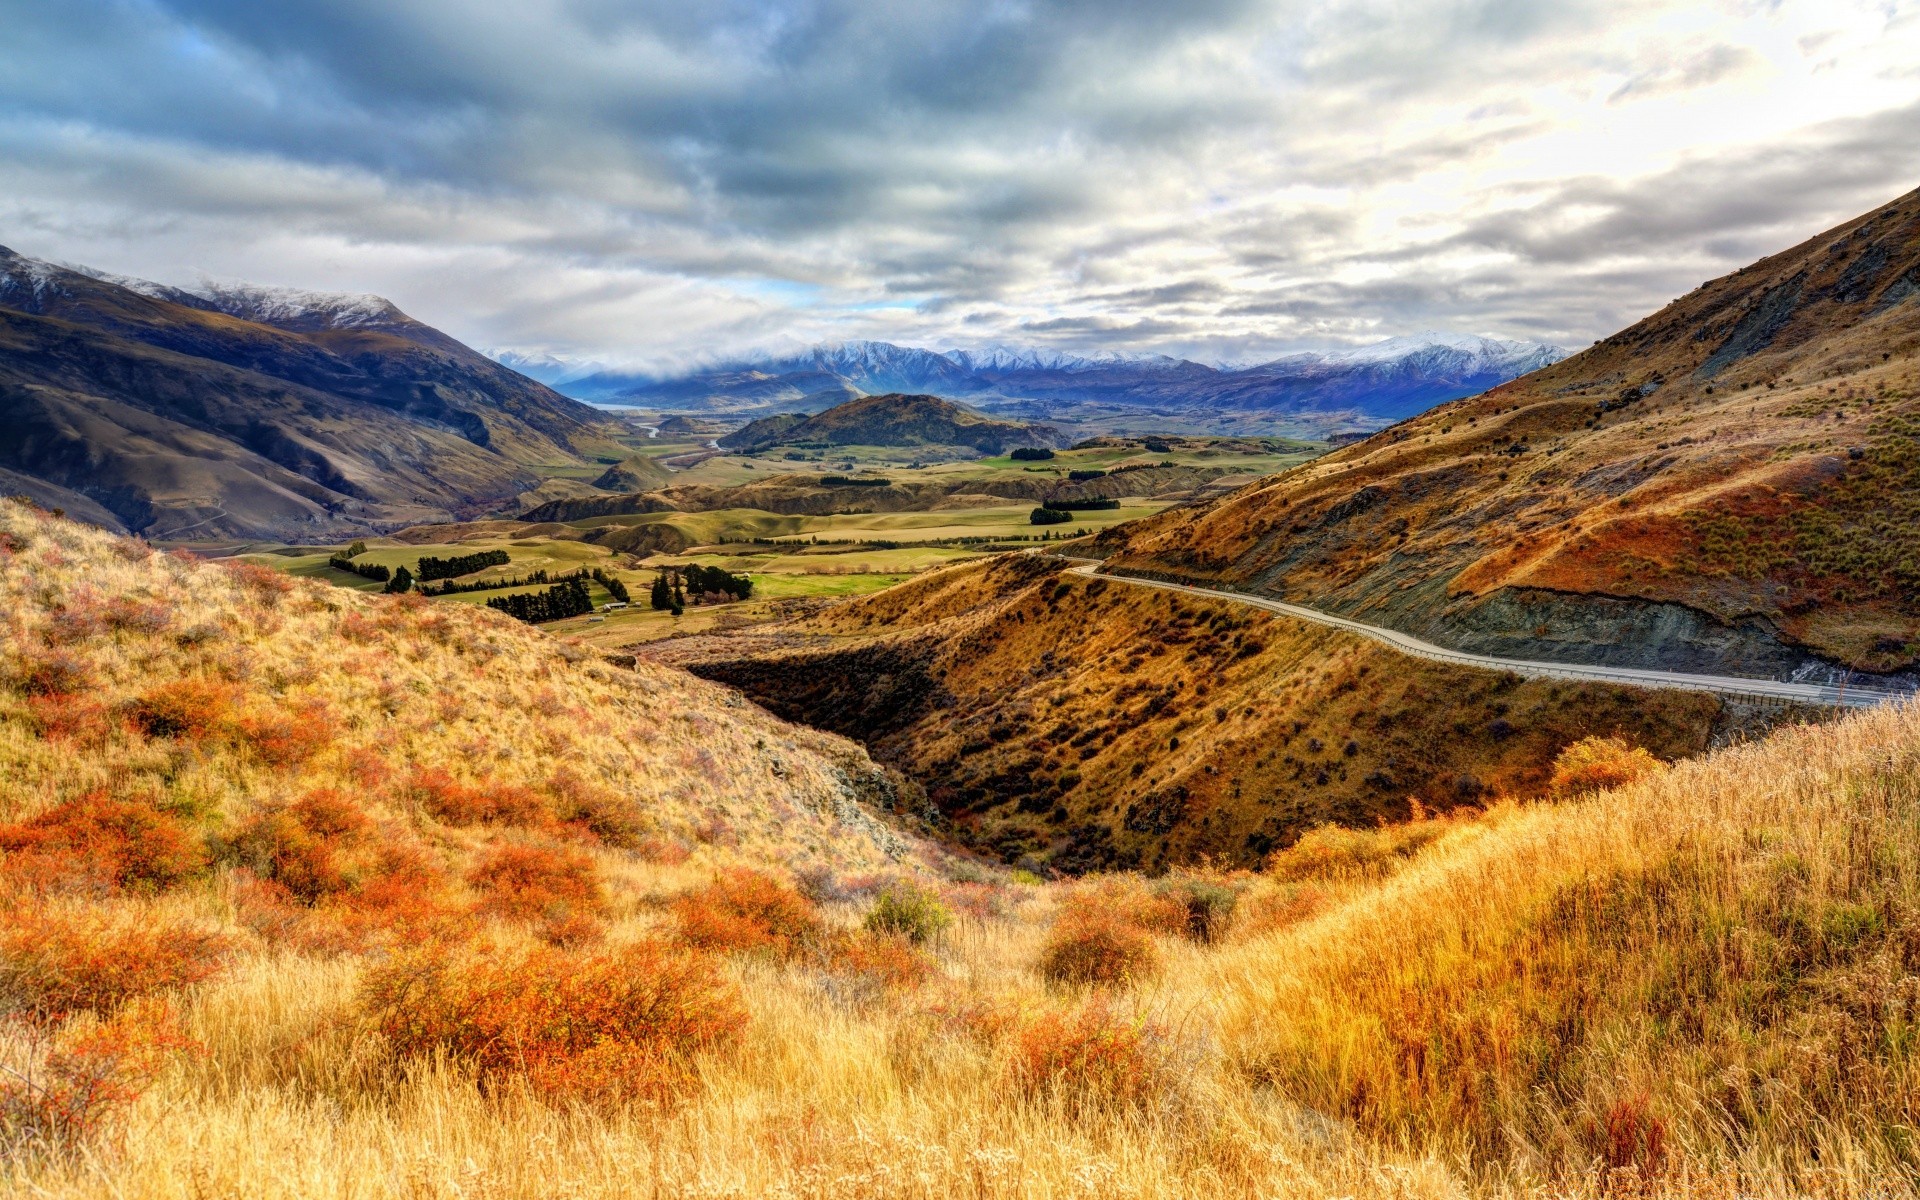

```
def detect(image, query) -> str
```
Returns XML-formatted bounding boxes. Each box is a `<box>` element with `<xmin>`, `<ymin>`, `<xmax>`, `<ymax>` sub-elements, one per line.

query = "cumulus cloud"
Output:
<box><xmin>0</xmin><ymin>0</ymin><xmax>1916</xmax><ymax>369</ymax></box>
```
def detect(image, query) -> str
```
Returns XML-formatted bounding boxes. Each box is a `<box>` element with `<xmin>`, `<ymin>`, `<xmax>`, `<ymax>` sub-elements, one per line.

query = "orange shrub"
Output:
<box><xmin>231</xmin><ymin>791</ymin><xmax>373</xmax><ymax>904</ymax></box>
<box><xmin>1550</xmin><ymin>736</ymin><xmax>1667</xmax><ymax>798</ymax></box>
<box><xmin>126</xmin><ymin>679</ymin><xmax>238</xmax><ymax>742</ymax></box>
<box><xmin>407</xmin><ymin>768</ymin><xmax>551</xmax><ymax>828</ymax></box>
<box><xmin>1037</xmin><ymin>913</ymin><xmax>1161</xmax><ymax>989</ymax></box>
<box><xmin>1010</xmin><ymin>999</ymin><xmax>1168</xmax><ymax>1113</ymax></box>
<box><xmin>24</xmin><ymin>694</ymin><xmax>113</xmax><ymax>744</ymax></box>
<box><xmin>831</xmin><ymin>932</ymin><xmax>935</xmax><ymax>993</ymax></box>
<box><xmin>356</xmin><ymin>939</ymin><xmax>746</xmax><ymax>1105</ymax></box>
<box><xmin>0</xmin><ymin>1001</ymin><xmax>195</xmax><ymax>1158</ymax></box>
<box><xmin>0</xmin><ymin>794</ymin><xmax>205</xmax><ymax>896</ymax></box>
<box><xmin>673</xmin><ymin>868</ymin><xmax>822</xmax><ymax>959</ymax></box>
<box><xmin>12</xmin><ymin>650</ymin><xmax>91</xmax><ymax>697</ymax></box>
<box><xmin>238</xmin><ymin>703</ymin><xmax>337</xmax><ymax>769</ymax></box>
<box><xmin>218</xmin><ymin>558</ymin><xmax>294</xmax><ymax>599</ymax></box>
<box><xmin>1056</xmin><ymin>876</ymin><xmax>1189</xmax><ymax>938</ymax></box>
<box><xmin>466</xmin><ymin>841</ymin><xmax>604</xmax><ymax>924</ymax></box>
<box><xmin>0</xmin><ymin>908</ymin><xmax>231</xmax><ymax>1024</ymax></box>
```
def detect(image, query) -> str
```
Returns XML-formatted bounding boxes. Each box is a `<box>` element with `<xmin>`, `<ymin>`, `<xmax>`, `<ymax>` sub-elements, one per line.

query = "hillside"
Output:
<box><xmin>1100</xmin><ymin>186</ymin><xmax>1920</xmax><ymax>679</ymax></box>
<box><xmin>0</xmin><ymin>249</ymin><xmax>619</xmax><ymax>540</ymax></box>
<box><xmin>655</xmin><ymin>554</ymin><xmax>1730</xmax><ymax>872</ymax></box>
<box><xmin>717</xmin><ymin>392</ymin><xmax>1065</xmax><ymax>455</ymax></box>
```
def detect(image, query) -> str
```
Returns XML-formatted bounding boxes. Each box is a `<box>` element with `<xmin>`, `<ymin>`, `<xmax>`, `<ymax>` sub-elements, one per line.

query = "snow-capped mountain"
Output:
<box><xmin>554</xmin><ymin>332</ymin><xmax>1565</xmax><ymax>422</ymax></box>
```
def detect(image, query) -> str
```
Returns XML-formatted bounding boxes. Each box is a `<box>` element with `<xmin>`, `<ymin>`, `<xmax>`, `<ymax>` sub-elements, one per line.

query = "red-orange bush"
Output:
<box><xmin>219</xmin><ymin>559</ymin><xmax>293</xmax><ymax>599</ymax></box>
<box><xmin>408</xmin><ymin>768</ymin><xmax>551</xmax><ymax>828</ymax></box>
<box><xmin>1010</xmin><ymin>999</ymin><xmax>1169</xmax><ymax>1113</ymax></box>
<box><xmin>0</xmin><ymin>1002</ymin><xmax>196</xmax><ymax>1158</ymax></box>
<box><xmin>0</xmin><ymin>794</ymin><xmax>204</xmax><ymax>896</ymax></box>
<box><xmin>356</xmin><ymin>939</ymin><xmax>746</xmax><ymax>1105</ymax></box>
<box><xmin>126</xmin><ymin>679</ymin><xmax>238</xmax><ymax>741</ymax></box>
<box><xmin>231</xmin><ymin>790</ymin><xmax>373</xmax><ymax>904</ymax></box>
<box><xmin>0</xmin><ymin>908</ymin><xmax>231</xmax><ymax>1024</ymax></box>
<box><xmin>1550</xmin><ymin>736</ymin><xmax>1667</xmax><ymax>797</ymax></box>
<box><xmin>466</xmin><ymin>841</ymin><xmax>605</xmax><ymax>924</ymax></box>
<box><xmin>831</xmin><ymin>931</ymin><xmax>934</xmax><ymax>992</ymax></box>
<box><xmin>239</xmin><ymin>703</ymin><xmax>337</xmax><ymax>769</ymax></box>
<box><xmin>12</xmin><ymin>650</ymin><xmax>91</xmax><ymax>697</ymax></box>
<box><xmin>1057</xmin><ymin>876</ymin><xmax>1189</xmax><ymax>938</ymax></box>
<box><xmin>24</xmin><ymin>694</ymin><xmax>113</xmax><ymax>744</ymax></box>
<box><xmin>673</xmin><ymin>868</ymin><xmax>822</xmax><ymax>959</ymax></box>
<box><xmin>1036</xmin><ymin>913</ymin><xmax>1161</xmax><ymax>989</ymax></box>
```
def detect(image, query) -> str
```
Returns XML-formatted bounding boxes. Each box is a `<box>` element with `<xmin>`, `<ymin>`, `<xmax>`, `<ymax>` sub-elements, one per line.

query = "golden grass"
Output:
<box><xmin>8</xmin><ymin>500</ymin><xmax>1920</xmax><ymax>1197</ymax></box>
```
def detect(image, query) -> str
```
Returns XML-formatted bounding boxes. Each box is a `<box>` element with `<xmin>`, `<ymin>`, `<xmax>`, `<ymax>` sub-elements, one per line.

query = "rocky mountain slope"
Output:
<box><xmin>558</xmin><ymin>334</ymin><xmax>1563</xmax><ymax>422</ymax></box>
<box><xmin>717</xmin><ymin>392</ymin><xmax>1065</xmax><ymax>455</ymax></box>
<box><xmin>0</xmin><ymin>249</ymin><xmax>619</xmax><ymax>540</ymax></box>
<box><xmin>1100</xmin><ymin>186</ymin><xmax>1920</xmax><ymax>678</ymax></box>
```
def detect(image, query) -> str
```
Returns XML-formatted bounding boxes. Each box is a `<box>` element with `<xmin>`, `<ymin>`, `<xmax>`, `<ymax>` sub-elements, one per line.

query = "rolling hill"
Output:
<box><xmin>0</xmin><ymin>249</ymin><xmax>620</xmax><ymax>540</ymax></box>
<box><xmin>716</xmin><ymin>392</ymin><xmax>1066</xmax><ymax>456</ymax></box>
<box><xmin>1100</xmin><ymin>186</ymin><xmax>1920</xmax><ymax>680</ymax></box>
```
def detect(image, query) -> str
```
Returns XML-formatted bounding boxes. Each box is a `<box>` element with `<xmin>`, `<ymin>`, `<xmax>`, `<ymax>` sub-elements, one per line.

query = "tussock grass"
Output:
<box><xmin>7</xmin><ymin>500</ymin><xmax>1920</xmax><ymax>1196</ymax></box>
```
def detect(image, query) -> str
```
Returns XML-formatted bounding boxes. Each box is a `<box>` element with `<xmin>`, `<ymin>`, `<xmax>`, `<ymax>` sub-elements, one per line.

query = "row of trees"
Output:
<box><xmin>416</xmin><ymin>549</ymin><xmax>510</xmax><ymax>581</ymax></box>
<box><xmin>329</xmin><ymin>541</ymin><xmax>392</xmax><ymax>582</ymax></box>
<box><xmin>648</xmin><ymin>565</ymin><xmax>753</xmax><ymax>615</ymax></box>
<box><xmin>1044</xmin><ymin>497</ymin><xmax>1121</xmax><ymax>512</ymax></box>
<box><xmin>487</xmin><ymin>578</ymin><xmax>594</xmax><ymax>623</ymax></box>
<box><xmin>1030</xmin><ymin>508</ymin><xmax>1074</xmax><ymax>525</ymax></box>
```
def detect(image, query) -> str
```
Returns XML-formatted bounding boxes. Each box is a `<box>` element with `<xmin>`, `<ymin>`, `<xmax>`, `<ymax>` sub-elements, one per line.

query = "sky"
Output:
<box><xmin>2</xmin><ymin>0</ymin><xmax>1918</xmax><ymax>373</ymax></box>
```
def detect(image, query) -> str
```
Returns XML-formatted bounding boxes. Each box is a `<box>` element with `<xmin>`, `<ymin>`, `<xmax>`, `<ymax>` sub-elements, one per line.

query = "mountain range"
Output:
<box><xmin>549</xmin><ymin>333</ymin><xmax>1566</xmax><ymax>423</ymax></box>
<box><xmin>0</xmin><ymin>249</ymin><xmax>617</xmax><ymax>540</ymax></box>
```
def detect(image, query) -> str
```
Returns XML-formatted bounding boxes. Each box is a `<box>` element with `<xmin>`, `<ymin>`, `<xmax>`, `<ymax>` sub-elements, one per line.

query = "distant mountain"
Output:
<box><xmin>0</xmin><ymin>248</ymin><xmax>617</xmax><ymax>540</ymax></box>
<box><xmin>718</xmin><ymin>393</ymin><xmax>1067</xmax><ymax>455</ymax></box>
<box><xmin>1100</xmin><ymin>185</ymin><xmax>1920</xmax><ymax>678</ymax></box>
<box><xmin>552</xmin><ymin>333</ymin><xmax>1564</xmax><ymax>422</ymax></box>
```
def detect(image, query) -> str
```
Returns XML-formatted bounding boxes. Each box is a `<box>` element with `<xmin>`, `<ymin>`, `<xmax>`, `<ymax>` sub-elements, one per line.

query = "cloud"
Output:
<box><xmin>0</xmin><ymin>0</ymin><xmax>1916</xmax><ymax>368</ymax></box>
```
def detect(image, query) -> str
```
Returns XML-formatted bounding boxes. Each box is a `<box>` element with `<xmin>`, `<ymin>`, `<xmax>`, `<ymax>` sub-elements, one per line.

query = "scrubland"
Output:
<box><xmin>5</xmin><ymin>498</ymin><xmax>1920</xmax><ymax>1198</ymax></box>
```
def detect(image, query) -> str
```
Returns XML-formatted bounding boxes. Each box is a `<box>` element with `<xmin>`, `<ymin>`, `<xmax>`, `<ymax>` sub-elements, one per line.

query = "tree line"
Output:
<box><xmin>486</xmin><ymin>578</ymin><xmax>594</xmax><ymax>624</ymax></box>
<box><xmin>417</xmin><ymin>549</ymin><xmax>511</xmax><ymax>581</ymax></box>
<box><xmin>328</xmin><ymin>541</ymin><xmax>391</xmax><ymax>582</ymax></box>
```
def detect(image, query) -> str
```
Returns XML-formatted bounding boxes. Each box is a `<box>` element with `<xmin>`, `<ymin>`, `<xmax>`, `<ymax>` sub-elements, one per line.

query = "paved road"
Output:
<box><xmin>1060</xmin><ymin>560</ymin><xmax>1904</xmax><ymax>710</ymax></box>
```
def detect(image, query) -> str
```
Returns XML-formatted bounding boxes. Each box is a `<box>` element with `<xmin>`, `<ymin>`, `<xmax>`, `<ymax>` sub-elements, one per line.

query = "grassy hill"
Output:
<box><xmin>7</xmin><ymin>499</ymin><xmax>1920</xmax><ymax>1195</ymax></box>
<box><xmin>658</xmin><ymin>554</ymin><xmax>1734</xmax><ymax>872</ymax></box>
<box><xmin>1100</xmin><ymin>186</ymin><xmax>1920</xmax><ymax>678</ymax></box>
<box><xmin>717</xmin><ymin>392</ymin><xmax>1065</xmax><ymax>456</ymax></box>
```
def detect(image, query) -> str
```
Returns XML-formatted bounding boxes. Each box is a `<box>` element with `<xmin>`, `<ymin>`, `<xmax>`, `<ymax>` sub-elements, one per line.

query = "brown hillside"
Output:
<box><xmin>654</xmin><ymin>554</ymin><xmax>1727</xmax><ymax>872</ymax></box>
<box><xmin>0</xmin><ymin>249</ymin><xmax>619</xmax><ymax>540</ymax></box>
<box><xmin>717</xmin><ymin>392</ymin><xmax>1063</xmax><ymax>455</ymax></box>
<box><xmin>1100</xmin><ymin>186</ymin><xmax>1920</xmax><ymax>675</ymax></box>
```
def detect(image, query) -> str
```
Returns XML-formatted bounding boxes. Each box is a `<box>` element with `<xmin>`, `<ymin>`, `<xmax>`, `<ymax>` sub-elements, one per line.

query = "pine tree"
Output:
<box><xmin>384</xmin><ymin>565</ymin><xmax>414</xmax><ymax>594</ymax></box>
<box><xmin>650</xmin><ymin>573</ymin><xmax>672</xmax><ymax>611</ymax></box>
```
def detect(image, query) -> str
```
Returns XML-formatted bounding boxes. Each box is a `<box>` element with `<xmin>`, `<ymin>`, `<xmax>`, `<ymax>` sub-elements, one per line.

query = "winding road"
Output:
<box><xmin>1060</xmin><ymin>560</ymin><xmax>1905</xmax><ymax>710</ymax></box>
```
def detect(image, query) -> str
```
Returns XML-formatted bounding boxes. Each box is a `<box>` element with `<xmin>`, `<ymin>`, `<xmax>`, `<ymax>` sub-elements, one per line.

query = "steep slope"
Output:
<box><xmin>717</xmin><ymin>392</ymin><xmax>1065</xmax><ymax>455</ymax></box>
<box><xmin>0</xmin><ymin>249</ymin><xmax>618</xmax><ymax>539</ymax></box>
<box><xmin>1102</xmin><ymin>186</ymin><xmax>1920</xmax><ymax>677</ymax></box>
<box><xmin>656</xmin><ymin>554</ymin><xmax>1726</xmax><ymax>872</ymax></box>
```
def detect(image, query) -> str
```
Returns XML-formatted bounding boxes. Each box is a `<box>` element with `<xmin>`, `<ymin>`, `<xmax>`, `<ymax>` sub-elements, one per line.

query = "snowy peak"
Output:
<box><xmin>1310</xmin><ymin>331</ymin><xmax>1565</xmax><ymax>372</ymax></box>
<box><xmin>190</xmin><ymin>280</ymin><xmax>408</xmax><ymax>331</ymax></box>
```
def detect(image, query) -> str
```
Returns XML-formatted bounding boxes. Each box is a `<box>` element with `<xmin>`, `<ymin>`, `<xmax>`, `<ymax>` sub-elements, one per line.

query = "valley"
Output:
<box><xmin>8</xmin><ymin>172</ymin><xmax>1920</xmax><ymax>1200</ymax></box>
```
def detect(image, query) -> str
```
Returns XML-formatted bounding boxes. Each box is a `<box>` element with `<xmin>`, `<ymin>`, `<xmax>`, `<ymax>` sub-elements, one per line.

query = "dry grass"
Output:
<box><xmin>7</xmin><ymin>500</ymin><xmax>1920</xmax><ymax>1196</ymax></box>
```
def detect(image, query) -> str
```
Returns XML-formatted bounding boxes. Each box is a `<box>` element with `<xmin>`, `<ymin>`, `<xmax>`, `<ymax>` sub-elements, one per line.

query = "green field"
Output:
<box><xmin>237</xmin><ymin>431</ymin><xmax>1318</xmax><ymax>646</ymax></box>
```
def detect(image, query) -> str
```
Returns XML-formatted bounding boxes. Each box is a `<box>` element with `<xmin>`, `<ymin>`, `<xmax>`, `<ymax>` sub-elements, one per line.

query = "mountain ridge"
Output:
<box><xmin>549</xmin><ymin>333</ymin><xmax>1566</xmax><ymax>422</ymax></box>
<box><xmin>0</xmin><ymin>247</ymin><xmax>619</xmax><ymax>540</ymax></box>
